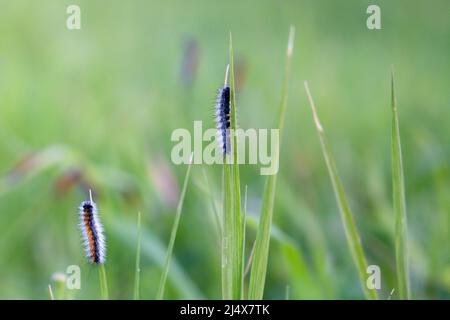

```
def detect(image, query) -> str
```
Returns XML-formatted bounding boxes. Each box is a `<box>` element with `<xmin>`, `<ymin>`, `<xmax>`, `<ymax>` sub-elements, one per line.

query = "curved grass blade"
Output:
<box><xmin>248</xmin><ymin>26</ymin><xmax>295</xmax><ymax>300</ymax></box>
<box><xmin>157</xmin><ymin>154</ymin><xmax>193</xmax><ymax>299</ymax></box>
<box><xmin>303</xmin><ymin>81</ymin><xmax>378</xmax><ymax>300</ymax></box>
<box><xmin>391</xmin><ymin>68</ymin><xmax>410</xmax><ymax>299</ymax></box>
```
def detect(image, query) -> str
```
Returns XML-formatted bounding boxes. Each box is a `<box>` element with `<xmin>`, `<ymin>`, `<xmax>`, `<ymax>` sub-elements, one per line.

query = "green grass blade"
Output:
<box><xmin>220</xmin><ymin>35</ymin><xmax>245</xmax><ymax>300</ymax></box>
<box><xmin>243</xmin><ymin>185</ymin><xmax>250</xmax><ymax>277</ymax></box>
<box><xmin>222</xmin><ymin>159</ymin><xmax>233</xmax><ymax>299</ymax></box>
<box><xmin>228</xmin><ymin>33</ymin><xmax>245</xmax><ymax>299</ymax></box>
<box><xmin>99</xmin><ymin>264</ymin><xmax>109</xmax><ymax>300</ymax></box>
<box><xmin>247</xmin><ymin>215</ymin><xmax>323</xmax><ymax>299</ymax></box>
<box><xmin>391</xmin><ymin>68</ymin><xmax>410</xmax><ymax>299</ymax></box>
<box><xmin>157</xmin><ymin>155</ymin><xmax>193</xmax><ymax>299</ymax></box>
<box><xmin>303</xmin><ymin>81</ymin><xmax>378</xmax><ymax>300</ymax></box>
<box><xmin>133</xmin><ymin>211</ymin><xmax>142</xmax><ymax>300</ymax></box>
<box><xmin>248</xmin><ymin>26</ymin><xmax>295</xmax><ymax>300</ymax></box>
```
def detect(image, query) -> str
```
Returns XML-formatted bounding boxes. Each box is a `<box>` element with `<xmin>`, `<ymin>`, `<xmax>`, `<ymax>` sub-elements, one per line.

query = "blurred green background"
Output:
<box><xmin>0</xmin><ymin>0</ymin><xmax>448</xmax><ymax>299</ymax></box>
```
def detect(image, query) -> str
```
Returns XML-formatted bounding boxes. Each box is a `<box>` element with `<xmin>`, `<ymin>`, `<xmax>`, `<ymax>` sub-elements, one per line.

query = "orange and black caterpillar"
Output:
<box><xmin>79</xmin><ymin>199</ymin><xmax>106</xmax><ymax>264</ymax></box>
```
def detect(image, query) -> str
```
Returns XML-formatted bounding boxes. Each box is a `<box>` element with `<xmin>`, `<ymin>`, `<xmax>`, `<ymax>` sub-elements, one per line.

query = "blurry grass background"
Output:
<box><xmin>0</xmin><ymin>0</ymin><xmax>449</xmax><ymax>299</ymax></box>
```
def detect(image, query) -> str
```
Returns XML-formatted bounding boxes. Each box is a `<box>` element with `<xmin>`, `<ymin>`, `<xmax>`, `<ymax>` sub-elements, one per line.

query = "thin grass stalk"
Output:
<box><xmin>303</xmin><ymin>81</ymin><xmax>378</xmax><ymax>300</ymax></box>
<box><xmin>99</xmin><ymin>264</ymin><xmax>109</xmax><ymax>300</ymax></box>
<box><xmin>157</xmin><ymin>154</ymin><xmax>193</xmax><ymax>299</ymax></box>
<box><xmin>391</xmin><ymin>68</ymin><xmax>410</xmax><ymax>299</ymax></box>
<box><xmin>222</xmin><ymin>160</ymin><xmax>233</xmax><ymax>299</ymax></box>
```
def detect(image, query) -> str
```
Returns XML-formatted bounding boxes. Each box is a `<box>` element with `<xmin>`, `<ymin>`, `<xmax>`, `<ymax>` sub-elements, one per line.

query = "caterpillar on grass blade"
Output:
<box><xmin>78</xmin><ymin>190</ymin><xmax>106</xmax><ymax>264</ymax></box>
<box><xmin>215</xmin><ymin>65</ymin><xmax>231</xmax><ymax>155</ymax></box>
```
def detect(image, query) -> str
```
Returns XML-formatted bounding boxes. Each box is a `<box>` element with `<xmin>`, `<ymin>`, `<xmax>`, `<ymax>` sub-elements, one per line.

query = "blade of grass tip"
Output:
<box><xmin>229</xmin><ymin>33</ymin><xmax>245</xmax><ymax>299</ymax></box>
<box><xmin>48</xmin><ymin>284</ymin><xmax>54</xmax><ymax>300</ymax></box>
<box><xmin>99</xmin><ymin>264</ymin><xmax>109</xmax><ymax>300</ymax></box>
<box><xmin>133</xmin><ymin>211</ymin><xmax>142</xmax><ymax>300</ymax></box>
<box><xmin>157</xmin><ymin>153</ymin><xmax>194</xmax><ymax>299</ymax></box>
<box><xmin>391</xmin><ymin>68</ymin><xmax>410</xmax><ymax>299</ymax></box>
<box><xmin>248</xmin><ymin>25</ymin><xmax>295</xmax><ymax>300</ymax></box>
<box><xmin>303</xmin><ymin>81</ymin><xmax>378</xmax><ymax>300</ymax></box>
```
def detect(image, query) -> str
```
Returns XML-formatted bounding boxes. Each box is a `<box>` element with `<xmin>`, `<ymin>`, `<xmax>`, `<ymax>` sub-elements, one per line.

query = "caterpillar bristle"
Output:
<box><xmin>78</xmin><ymin>195</ymin><xmax>106</xmax><ymax>265</ymax></box>
<box><xmin>215</xmin><ymin>86</ymin><xmax>231</xmax><ymax>154</ymax></box>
